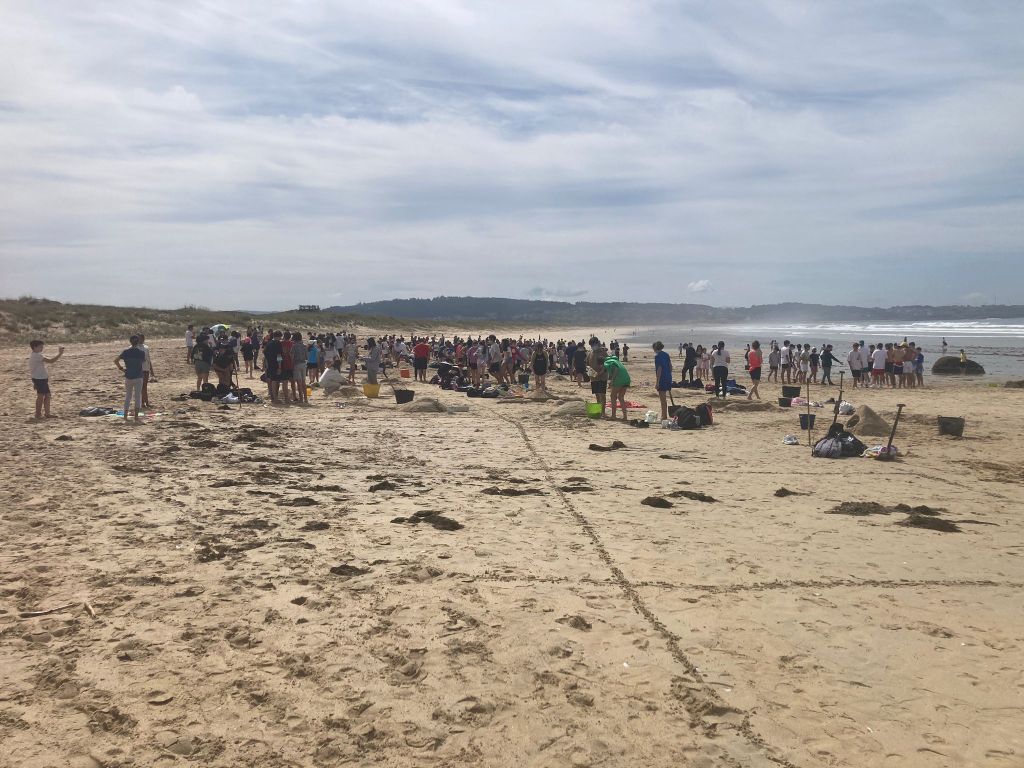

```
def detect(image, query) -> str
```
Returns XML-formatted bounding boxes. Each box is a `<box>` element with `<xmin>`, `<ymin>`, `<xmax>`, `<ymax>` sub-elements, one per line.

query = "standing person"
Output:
<box><xmin>345</xmin><ymin>335</ymin><xmax>359</xmax><ymax>385</ymax></box>
<box><xmin>212</xmin><ymin>341</ymin><xmax>236</xmax><ymax>391</ymax></box>
<box><xmin>241</xmin><ymin>330</ymin><xmax>254</xmax><ymax>378</ymax></box>
<box><xmin>263</xmin><ymin>331</ymin><xmax>283</xmax><ymax>403</ymax></box>
<box><xmin>959</xmin><ymin>348</ymin><xmax>968</xmax><ymax>373</ymax></box>
<box><xmin>290</xmin><ymin>332</ymin><xmax>308</xmax><ymax>403</ymax></box>
<box><xmin>486</xmin><ymin>335</ymin><xmax>503</xmax><ymax>385</ymax></box>
<box><xmin>622</xmin><ymin>343</ymin><xmax>629</xmax><ymax>362</ymax></box>
<box><xmin>573</xmin><ymin>343</ymin><xmax>588</xmax><ymax>387</ymax></box>
<box><xmin>138</xmin><ymin>333</ymin><xmax>157</xmax><ymax>408</ymax></box>
<box><xmin>798</xmin><ymin>344</ymin><xmax>810</xmax><ymax>384</ymax></box>
<box><xmin>365</xmin><ymin>337</ymin><xmax>381</xmax><ymax>384</ymax></box>
<box><xmin>530</xmin><ymin>342</ymin><xmax>548</xmax><ymax>391</ymax></box>
<box><xmin>780</xmin><ymin>341</ymin><xmax>792</xmax><ymax>384</ymax></box>
<box><xmin>809</xmin><ymin>346</ymin><xmax>820</xmax><ymax>384</ymax></box>
<box><xmin>185</xmin><ymin>324</ymin><xmax>194</xmax><ymax>364</ymax></box>
<box><xmin>192</xmin><ymin>334</ymin><xmax>213</xmax><ymax>392</ymax></box>
<box><xmin>251</xmin><ymin>328</ymin><xmax>262</xmax><ymax>372</ymax></box>
<box><xmin>710</xmin><ymin>341</ymin><xmax>730</xmax><ymax>398</ymax></box>
<box><xmin>820</xmin><ymin>344</ymin><xmax>840</xmax><ymax>385</ymax></box>
<box><xmin>871</xmin><ymin>343</ymin><xmax>887</xmax><ymax>388</ymax></box>
<box><xmin>678</xmin><ymin>342</ymin><xmax>684</xmax><ymax>357</ymax></box>
<box><xmin>653</xmin><ymin>341</ymin><xmax>672</xmax><ymax>421</ymax></box>
<box><xmin>115</xmin><ymin>335</ymin><xmax>147</xmax><ymax>423</ymax></box>
<box><xmin>603</xmin><ymin>354</ymin><xmax>631</xmax><ymax>422</ymax></box>
<box><xmin>683</xmin><ymin>342</ymin><xmax>697</xmax><ymax>383</ymax></box>
<box><xmin>914</xmin><ymin>345</ymin><xmax>925</xmax><ymax>386</ymax></box>
<box><xmin>767</xmin><ymin>343</ymin><xmax>781</xmax><ymax>383</ymax></box>
<box><xmin>413</xmin><ymin>337</ymin><xmax>431</xmax><ymax>382</ymax></box>
<box><xmin>306</xmin><ymin>335</ymin><xmax>320</xmax><ymax>387</ymax></box>
<box><xmin>847</xmin><ymin>343</ymin><xmax>864</xmax><ymax>388</ymax></box>
<box><xmin>746</xmin><ymin>340</ymin><xmax>762</xmax><ymax>400</ymax></box>
<box><xmin>587</xmin><ymin>339</ymin><xmax>608</xmax><ymax>413</ymax></box>
<box><xmin>28</xmin><ymin>340</ymin><xmax>65</xmax><ymax>420</ymax></box>
<box><xmin>942</xmin><ymin>337</ymin><xmax>948</xmax><ymax>355</ymax></box>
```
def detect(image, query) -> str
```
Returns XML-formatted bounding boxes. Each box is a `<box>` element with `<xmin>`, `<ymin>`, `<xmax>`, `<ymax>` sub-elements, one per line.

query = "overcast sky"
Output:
<box><xmin>2</xmin><ymin>1</ymin><xmax>1022</xmax><ymax>310</ymax></box>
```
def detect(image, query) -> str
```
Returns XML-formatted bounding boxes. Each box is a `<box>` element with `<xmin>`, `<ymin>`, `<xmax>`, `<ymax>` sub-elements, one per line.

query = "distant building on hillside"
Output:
<box><xmin>298</xmin><ymin>305</ymin><xmax>321</xmax><ymax>312</ymax></box>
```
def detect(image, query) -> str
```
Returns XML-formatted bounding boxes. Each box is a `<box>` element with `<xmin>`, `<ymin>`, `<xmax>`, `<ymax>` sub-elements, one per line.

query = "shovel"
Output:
<box><xmin>875</xmin><ymin>403</ymin><xmax>905</xmax><ymax>461</ymax></box>
<box><xmin>667</xmin><ymin>387</ymin><xmax>680</xmax><ymax>417</ymax></box>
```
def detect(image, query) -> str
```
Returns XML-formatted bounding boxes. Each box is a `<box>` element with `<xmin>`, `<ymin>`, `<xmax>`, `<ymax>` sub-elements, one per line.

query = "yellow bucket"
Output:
<box><xmin>363</xmin><ymin>383</ymin><xmax>381</xmax><ymax>398</ymax></box>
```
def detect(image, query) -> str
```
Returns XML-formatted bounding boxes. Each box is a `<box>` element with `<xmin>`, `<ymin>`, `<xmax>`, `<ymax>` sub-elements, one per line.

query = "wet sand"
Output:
<box><xmin>1</xmin><ymin>336</ymin><xmax>1022</xmax><ymax>767</ymax></box>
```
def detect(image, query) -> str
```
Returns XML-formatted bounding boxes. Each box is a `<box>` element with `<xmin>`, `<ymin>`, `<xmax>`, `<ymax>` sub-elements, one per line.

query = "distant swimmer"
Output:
<box><xmin>942</xmin><ymin>337</ymin><xmax>948</xmax><ymax>354</ymax></box>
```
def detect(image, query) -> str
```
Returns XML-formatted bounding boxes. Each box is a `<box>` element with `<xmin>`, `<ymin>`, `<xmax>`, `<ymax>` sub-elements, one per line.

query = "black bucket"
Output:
<box><xmin>782</xmin><ymin>385</ymin><xmax>802</xmax><ymax>398</ymax></box>
<box><xmin>518</xmin><ymin>373</ymin><xmax>530</xmax><ymax>385</ymax></box>
<box><xmin>395</xmin><ymin>389</ymin><xmax>415</xmax><ymax>405</ymax></box>
<box><xmin>778</xmin><ymin>397</ymin><xmax>792</xmax><ymax>407</ymax></box>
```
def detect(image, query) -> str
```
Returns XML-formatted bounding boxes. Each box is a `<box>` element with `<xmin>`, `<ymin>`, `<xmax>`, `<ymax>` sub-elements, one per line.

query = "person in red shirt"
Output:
<box><xmin>746</xmin><ymin>340</ymin><xmax>762</xmax><ymax>401</ymax></box>
<box><xmin>412</xmin><ymin>338</ymin><xmax>431</xmax><ymax>382</ymax></box>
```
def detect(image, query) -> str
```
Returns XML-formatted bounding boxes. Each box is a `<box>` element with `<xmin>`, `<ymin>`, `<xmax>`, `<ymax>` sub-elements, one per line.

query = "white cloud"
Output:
<box><xmin>0</xmin><ymin>2</ymin><xmax>1022</xmax><ymax>308</ymax></box>
<box><xmin>687</xmin><ymin>280</ymin><xmax>713</xmax><ymax>294</ymax></box>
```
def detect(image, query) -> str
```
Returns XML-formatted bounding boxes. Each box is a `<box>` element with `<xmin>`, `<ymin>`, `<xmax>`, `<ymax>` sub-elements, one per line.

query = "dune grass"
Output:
<box><xmin>0</xmin><ymin>296</ymin><xmax>401</xmax><ymax>345</ymax></box>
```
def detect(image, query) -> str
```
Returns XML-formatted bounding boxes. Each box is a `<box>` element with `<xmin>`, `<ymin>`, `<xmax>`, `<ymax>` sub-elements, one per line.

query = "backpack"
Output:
<box><xmin>192</xmin><ymin>345</ymin><xmax>206</xmax><ymax>363</ymax></box>
<box><xmin>812</xmin><ymin>437</ymin><xmax>843</xmax><ymax>458</ymax></box>
<box><xmin>674</xmin><ymin>406</ymin><xmax>700</xmax><ymax>430</ymax></box>
<box><xmin>695</xmin><ymin>403</ymin><xmax>713</xmax><ymax>426</ymax></box>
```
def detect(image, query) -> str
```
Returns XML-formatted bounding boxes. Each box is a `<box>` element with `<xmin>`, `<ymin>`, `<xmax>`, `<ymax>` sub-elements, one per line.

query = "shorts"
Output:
<box><xmin>307</xmin><ymin>362</ymin><xmax>318</xmax><ymax>369</ymax></box>
<box><xmin>872</xmin><ymin>369</ymin><xmax>885</xmax><ymax>379</ymax></box>
<box><xmin>769</xmin><ymin>365</ymin><xmax>778</xmax><ymax>372</ymax></box>
<box><xmin>293</xmin><ymin>367</ymin><xmax>306</xmax><ymax>382</ymax></box>
<box><xmin>749</xmin><ymin>368</ymin><xmax>761</xmax><ymax>381</ymax></box>
<box><xmin>32</xmin><ymin>378</ymin><xmax>50</xmax><ymax>395</ymax></box>
<box><xmin>242</xmin><ymin>349</ymin><xmax>254</xmax><ymax>361</ymax></box>
<box><xmin>884</xmin><ymin>362</ymin><xmax>893</xmax><ymax>374</ymax></box>
<box><xmin>488</xmin><ymin>362</ymin><xmax>501</xmax><ymax>374</ymax></box>
<box><xmin>278</xmin><ymin>367</ymin><xmax>293</xmax><ymax>382</ymax></box>
<box><xmin>893</xmin><ymin>364</ymin><xmax>904</xmax><ymax>375</ymax></box>
<box><xmin>194</xmin><ymin>361</ymin><xmax>211</xmax><ymax>374</ymax></box>
<box><xmin>414</xmin><ymin>357</ymin><xmax>428</xmax><ymax>371</ymax></box>
<box><xmin>590</xmin><ymin>380</ymin><xmax>607</xmax><ymax>395</ymax></box>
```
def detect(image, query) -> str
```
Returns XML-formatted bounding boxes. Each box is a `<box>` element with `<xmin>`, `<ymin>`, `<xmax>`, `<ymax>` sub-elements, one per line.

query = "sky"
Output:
<box><xmin>1</xmin><ymin>1</ymin><xmax>1023</xmax><ymax>310</ymax></box>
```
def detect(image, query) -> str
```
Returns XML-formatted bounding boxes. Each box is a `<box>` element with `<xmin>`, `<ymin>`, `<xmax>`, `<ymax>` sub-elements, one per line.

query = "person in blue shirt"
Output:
<box><xmin>115</xmin><ymin>335</ymin><xmax>147</xmax><ymax>423</ymax></box>
<box><xmin>653</xmin><ymin>341</ymin><xmax>673</xmax><ymax>421</ymax></box>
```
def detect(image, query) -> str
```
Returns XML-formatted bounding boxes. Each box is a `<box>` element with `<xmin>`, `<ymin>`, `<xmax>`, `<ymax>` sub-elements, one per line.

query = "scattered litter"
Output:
<box><xmin>667</xmin><ymin>489</ymin><xmax>717</xmax><ymax>503</ymax></box>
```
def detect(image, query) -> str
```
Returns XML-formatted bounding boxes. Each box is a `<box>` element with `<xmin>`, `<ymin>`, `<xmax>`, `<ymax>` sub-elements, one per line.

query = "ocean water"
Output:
<box><xmin>616</xmin><ymin>320</ymin><xmax>1024</xmax><ymax>379</ymax></box>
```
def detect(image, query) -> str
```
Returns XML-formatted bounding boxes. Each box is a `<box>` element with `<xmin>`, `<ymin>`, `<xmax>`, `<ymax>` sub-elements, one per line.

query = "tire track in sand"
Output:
<box><xmin>496</xmin><ymin>412</ymin><xmax>801</xmax><ymax>768</ymax></box>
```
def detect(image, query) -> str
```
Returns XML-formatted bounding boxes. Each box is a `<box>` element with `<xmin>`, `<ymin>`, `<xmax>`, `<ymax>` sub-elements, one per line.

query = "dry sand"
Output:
<box><xmin>1</xmin><ymin>337</ymin><xmax>1023</xmax><ymax>768</ymax></box>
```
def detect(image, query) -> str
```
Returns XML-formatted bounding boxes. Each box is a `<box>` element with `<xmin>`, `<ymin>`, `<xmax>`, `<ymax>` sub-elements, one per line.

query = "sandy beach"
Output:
<box><xmin>1</xmin><ymin>335</ymin><xmax>1022</xmax><ymax>768</ymax></box>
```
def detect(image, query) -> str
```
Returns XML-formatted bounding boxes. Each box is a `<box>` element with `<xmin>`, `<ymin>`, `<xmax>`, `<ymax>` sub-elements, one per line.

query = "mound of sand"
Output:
<box><xmin>710</xmin><ymin>399</ymin><xmax>775</xmax><ymax>412</ymax></box>
<box><xmin>332</xmin><ymin>385</ymin><xmax>363</xmax><ymax>399</ymax></box>
<box><xmin>551</xmin><ymin>400</ymin><xmax>590</xmax><ymax>417</ymax></box>
<box><xmin>845</xmin><ymin>404</ymin><xmax>890</xmax><ymax>437</ymax></box>
<box><xmin>399</xmin><ymin>397</ymin><xmax>447</xmax><ymax>413</ymax></box>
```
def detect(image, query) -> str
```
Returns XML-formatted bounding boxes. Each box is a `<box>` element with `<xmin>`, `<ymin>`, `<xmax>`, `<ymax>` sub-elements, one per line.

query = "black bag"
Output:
<box><xmin>695</xmin><ymin>403</ymin><xmax>714</xmax><ymax>426</ymax></box>
<box><xmin>201</xmin><ymin>383</ymin><xmax>216</xmax><ymax>394</ymax></box>
<box><xmin>675</xmin><ymin>406</ymin><xmax>700</xmax><ymax>430</ymax></box>
<box><xmin>466</xmin><ymin>387</ymin><xmax>481</xmax><ymax>398</ymax></box>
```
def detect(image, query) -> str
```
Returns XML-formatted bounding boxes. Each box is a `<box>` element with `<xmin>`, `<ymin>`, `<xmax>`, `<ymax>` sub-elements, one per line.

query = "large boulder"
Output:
<box><xmin>931</xmin><ymin>356</ymin><xmax>985</xmax><ymax>375</ymax></box>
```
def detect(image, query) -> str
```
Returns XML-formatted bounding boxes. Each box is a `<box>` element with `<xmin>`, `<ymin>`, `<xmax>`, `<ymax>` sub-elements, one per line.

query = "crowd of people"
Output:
<box><xmin>26</xmin><ymin>326</ymin><xmax>951</xmax><ymax>422</ymax></box>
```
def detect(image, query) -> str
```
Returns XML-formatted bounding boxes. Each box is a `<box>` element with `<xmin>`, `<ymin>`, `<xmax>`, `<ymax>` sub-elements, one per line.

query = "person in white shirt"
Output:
<box><xmin>185</xmin><ymin>325</ymin><xmax>194</xmax><ymax>363</ymax></box>
<box><xmin>318</xmin><ymin>359</ymin><xmax>345</xmax><ymax>395</ymax></box>
<box><xmin>847</xmin><ymin>343</ymin><xmax>864</xmax><ymax>388</ymax></box>
<box><xmin>710</xmin><ymin>341</ymin><xmax>731</xmax><ymax>398</ymax></box>
<box><xmin>871</xmin><ymin>344</ymin><xmax>887</xmax><ymax>388</ymax></box>
<box><xmin>29</xmin><ymin>339</ymin><xmax>65</xmax><ymax>419</ymax></box>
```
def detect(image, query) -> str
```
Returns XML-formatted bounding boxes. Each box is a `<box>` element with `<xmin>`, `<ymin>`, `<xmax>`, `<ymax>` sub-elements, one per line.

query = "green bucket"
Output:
<box><xmin>586</xmin><ymin>402</ymin><xmax>603</xmax><ymax>418</ymax></box>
